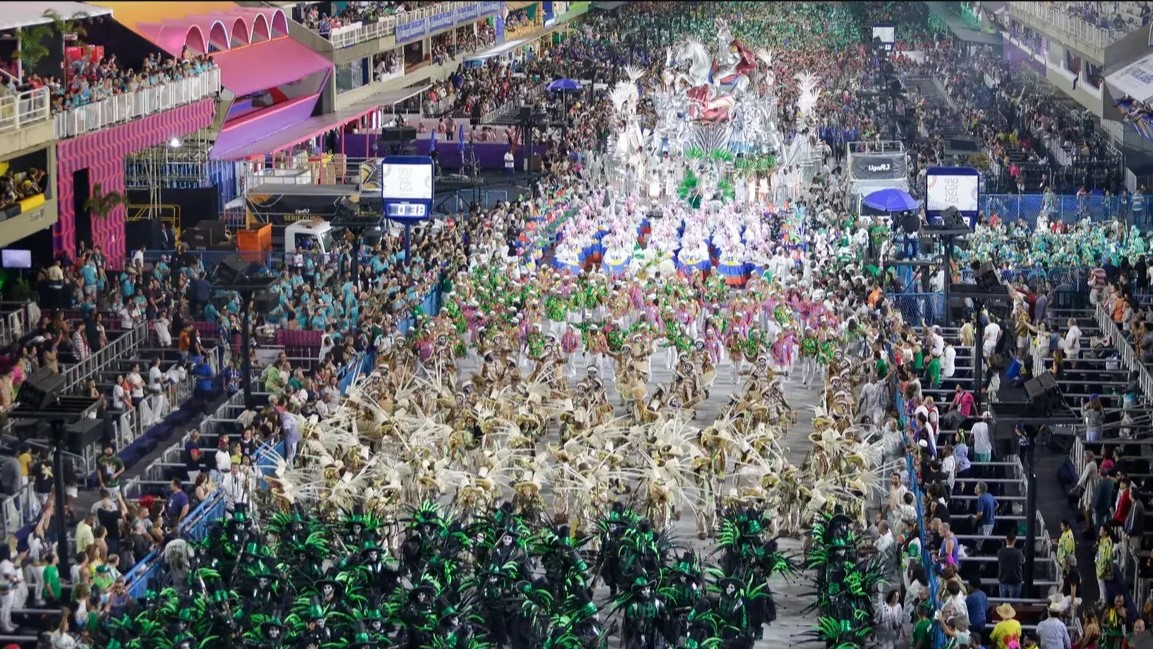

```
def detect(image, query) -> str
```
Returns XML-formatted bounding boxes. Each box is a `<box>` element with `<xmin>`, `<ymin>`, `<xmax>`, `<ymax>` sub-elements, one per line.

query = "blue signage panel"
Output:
<box><xmin>455</xmin><ymin>3</ymin><xmax>479</xmax><ymax>23</ymax></box>
<box><xmin>396</xmin><ymin>17</ymin><xmax>428</xmax><ymax>43</ymax></box>
<box><xmin>429</xmin><ymin>11</ymin><xmax>455</xmax><ymax>32</ymax></box>
<box><xmin>479</xmin><ymin>1</ymin><xmax>502</xmax><ymax>17</ymax></box>
<box><xmin>381</xmin><ymin>156</ymin><xmax>435</xmax><ymax>225</ymax></box>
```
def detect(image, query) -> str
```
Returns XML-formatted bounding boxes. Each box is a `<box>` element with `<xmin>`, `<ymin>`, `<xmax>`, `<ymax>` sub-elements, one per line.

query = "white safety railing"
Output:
<box><xmin>54</xmin><ymin>66</ymin><xmax>222</xmax><ymax>140</ymax></box>
<box><xmin>1096</xmin><ymin>301</ymin><xmax>1153</xmax><ymax>401</ymax></box>
<box><xmin>113</xmin><ymin>374</ymin><xmax>195</xmax><ymax>451</ymax></box>
<box><xmin>327</xmin><ymin>2</ymin><xmax>458</xmax><ymax>49</ymax></box>
<box><xmin>1008</xmin><ymin>2</ymin><xmax>1127</xmax><ymax>51</ymax></box>
<box><xmin>61</xmin><ymin>320</ymin><xmax>150</xmax><ymax>394</ymax></box>
<box><xmin>0</xmin><ymin>484</ymin><xmax>40</xmax><ymax>540</ymax></box>
<box><xmin>0</xmin><ymin>87</ymin><xmax>51</xmax><ymax>135</ymax></box>
<box><xmin>330</xmin><ymin>16</ymin><xmax>398</xmax><ymax>48</ymax></box>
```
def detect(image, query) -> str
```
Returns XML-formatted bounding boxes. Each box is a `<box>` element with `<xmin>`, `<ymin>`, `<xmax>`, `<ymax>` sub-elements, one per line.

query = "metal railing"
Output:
<box><xmin>329</xmin><ymin>16</ymin><xmax>400</xmax><ymax>48</ymax></box>
<box><xmin>54</xmin><ymin>66</ymin><xmax>222</xmax><ymax>139</ymax></box>
<box><xmin>112</xmin><ymin>375</ymin><xmax>195</xmax><ymax>451</ymax></box>
<box><xmin>61</xmin><ymin>320</ymin><xmax>150</xmax><ymax>394</ymax></box>
<box><xmin>0</xmin><ymin>484</ymin><xmax>39</xmax><ymax>541</ymax></box>
<box><xmin>1008</xmin><ymin>1</ymin><xmax>1128</xmax><ymax>51</ymax></box>
<box><xmin>0</xmin><ymin>301</ymin><xmax>33</xmax><ymax>346</ymax></box>
<box><xmin>326</xmin><ymin>2</ymin><xmax>455</xmax><ymax>49</ymax></box>
<box><xmin>481</xmin><ymin>81</ymin><xmax>548</xmax><ymax>124</ymax></box>
<box><xmin>979</xmin><ymin>193</ymin><xmax>1138</xmax><ymax>226</ymax></box>
<box><xmin>0</xmin><ymin>87</ymin><xmax>50</xmax><ymax>135</ymax></box>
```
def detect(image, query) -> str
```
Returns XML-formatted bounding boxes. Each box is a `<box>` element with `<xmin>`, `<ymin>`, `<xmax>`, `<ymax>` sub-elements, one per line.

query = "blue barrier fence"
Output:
<box><xmin>895</xmin><ymin>395</ymin><xmax>945</xmax><ymax>648</ymax></box>
<box><xmin>979</xmin><ymin>193</ymin><xmax>1141</xmax><ymax>228</ymax></box>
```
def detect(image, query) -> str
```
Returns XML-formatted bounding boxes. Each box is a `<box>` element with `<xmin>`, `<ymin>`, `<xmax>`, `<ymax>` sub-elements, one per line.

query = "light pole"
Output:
<box><xmin>211</xmin><ymin>263</ymin><xmax>276</xmax><ymax>410</ymax></box>
<box><xmin>11</xmin><ymin>371</ymin><xmax>99</xmax><ymax>584</ymax></box>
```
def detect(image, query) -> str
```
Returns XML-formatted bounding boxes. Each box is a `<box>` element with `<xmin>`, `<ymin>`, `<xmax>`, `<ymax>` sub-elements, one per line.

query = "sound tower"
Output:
<box><xmin>1023</xmin><ymin>373</ymin><xmax>1062</xmax><ymax>414</ymax></box>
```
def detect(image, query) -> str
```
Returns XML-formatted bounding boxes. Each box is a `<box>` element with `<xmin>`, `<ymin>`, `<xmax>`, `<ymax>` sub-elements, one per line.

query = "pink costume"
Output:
<box><xmin>628</xmin><ymin>285</ymin><xmax>645</xmax><ymax>310</ymax></box>
<box><xmin>561</xmin><ymin>328</ymin><xmax>580</xmax><ymax>354</ymax></box>
<box><xmin>706</xmin><ymin>329</ymin><xmax>724</xmax><ymax>364</ymax></box>
<box><xmin>773</xmin><ymin>330</ymin><xmax>798</xmax><ymax>368</ymax></box>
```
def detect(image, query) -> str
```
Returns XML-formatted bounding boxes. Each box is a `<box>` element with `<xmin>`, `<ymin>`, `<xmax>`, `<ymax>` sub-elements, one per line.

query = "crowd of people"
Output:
<box><xmin>1051</xmin><ymin>1</ymin><xmax>1153</xmax><ymax>40</ymax></box>
<box><xmin>0</xmin><ymin>167</ymin><xmax>45</xmax><ymax>211</ymax></box>
<box><xmin>11</xmin><ymin>50</ymin><xmax>218</xmax><ymax>116</ymax></box>
<box><xmin>300</xmin><ymin>0</ymin><xmax>440</xmax><ymax>36</ymax></box>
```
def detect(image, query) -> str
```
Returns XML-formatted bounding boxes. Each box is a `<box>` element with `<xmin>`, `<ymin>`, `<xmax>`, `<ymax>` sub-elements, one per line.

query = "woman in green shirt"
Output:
<box><xmin>925</xmin><ymin>349</ymin><xmax>942</xmax><ymax>389</ymax></box>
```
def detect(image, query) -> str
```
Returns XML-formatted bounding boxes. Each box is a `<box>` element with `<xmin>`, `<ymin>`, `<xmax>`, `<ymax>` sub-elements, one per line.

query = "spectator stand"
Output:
<box><xmin>1086</xmin><ymin>296</ymin><xmax>1153</xmax><ymax>601</ymax></box>
<box><xmin>890</xmin><ymin>306</ymin><xmax>1107</xmax><ymax>638</ymax></box>
<box><xmin>122</xmin><ymin>392</ymin><xmax>286</xmax><ymax>597</ymax></box>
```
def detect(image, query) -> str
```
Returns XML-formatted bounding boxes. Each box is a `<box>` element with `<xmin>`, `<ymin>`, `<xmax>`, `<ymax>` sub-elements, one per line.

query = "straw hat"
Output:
<box><xmin>995</xmin><ymin>603</ymin><xmax>1016</xmax><ymax>620</ymax></box>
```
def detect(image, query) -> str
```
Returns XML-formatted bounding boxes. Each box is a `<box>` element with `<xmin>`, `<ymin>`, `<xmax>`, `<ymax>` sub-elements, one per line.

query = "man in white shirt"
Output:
<box><xmin>982</xmin><ymin>317</ymin><xmax>1002</xmax><ymax>360</ymax></box>
<box><xmin>929</xmin><ymin>325</ymin><xmax>945</xmax><ymax>357</ymax></box>
<box><xmin>148</xmin><ymin>358</ymin><xmax>165</xmax><ymax>392</ymax></box>
<box><xmin>154</xmin><ymin>315</ymin><xmax>173</xmax><ymax>347</ymax></box>
<box><xmin>970</xmin><ymin>411</ymin><xmax>993</xmax><ymax>461</ymax></box>
<box><xmin>214</xmin><ymin>443</ymin><xmax>232</xmax><ymax>480</ymax></box>
<box><xmin>942</xmin><ymin>344</ymin><xmax>957</xmax><ymax>378</ymax></box>
<box><xmin>126</xmin><ymin>363</ymin><xmax>145</xmax><ymax>406</ymax></box>
<box><xmin>1063</xmin><ymin>317</ymin><xmax>1082</xmax><ymax>360</ymax></box>
<box><xmin>218</xmin><ymin>464</ymin><xmax>249</xmax><ymax>512</ymax></box>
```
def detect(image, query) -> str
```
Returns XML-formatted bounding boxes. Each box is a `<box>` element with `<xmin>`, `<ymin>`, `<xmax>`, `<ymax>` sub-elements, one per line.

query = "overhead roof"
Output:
<box><xmin>0</xmin><ymin>2</ymin><xmax>112</xmax><ymax>31</ymax></box>
<box><xmin>211</xmin><ymin>87</ymin><xmax>429</xmax><ymax>160</ymax></box>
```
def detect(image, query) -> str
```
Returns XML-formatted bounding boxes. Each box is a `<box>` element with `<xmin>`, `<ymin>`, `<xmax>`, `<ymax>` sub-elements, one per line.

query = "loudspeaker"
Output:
<box><xmin>1023</xmin><ymin>373</ymin><xmax>1062</xmax><ymax>414</ymax></box>
<box><xmin>212</xmin><ymin>253</ymin><xmax>249</xmax><ymax>286</ymax></box>
<box><xmin>379</xmin><ymin>127</ymin><xmax>416</xmax><ymax>142</ymax></box>
<box><xmin>17</xmin><ymin>367</ymin><xmax>65</xmax><ymax>410</ymax></box>
<box><xmin>65</xmin><ymin>418</ymin><xmax>104</xmax><ymax>455</ymax></box>
<box><xmin>254</xmin><ymin>290</ymin><xmax>278</xmax><ymax>313</ymax></box>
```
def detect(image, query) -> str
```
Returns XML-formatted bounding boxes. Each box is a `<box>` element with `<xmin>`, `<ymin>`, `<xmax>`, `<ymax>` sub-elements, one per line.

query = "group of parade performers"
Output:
<box><xmin>102</xmin><ymin>250</ymin><xmax>885</xmax><ymax>649</ymax></box>
<box><xmin>107</xmin><ymin>501</ymin><xmax>797</xmax><ymax>649</ymax></box>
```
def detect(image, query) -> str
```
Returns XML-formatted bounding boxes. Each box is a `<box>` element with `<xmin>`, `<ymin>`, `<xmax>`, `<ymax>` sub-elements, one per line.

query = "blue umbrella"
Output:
<box><xmin>863</xmin><ymin>187</ymin><xmax>919</xmax><ymax>213</ymax></box>
<box><xmin>547</xmin><ymin>78</ymin><xmax>583</xmax><ymax>93</ymax></box>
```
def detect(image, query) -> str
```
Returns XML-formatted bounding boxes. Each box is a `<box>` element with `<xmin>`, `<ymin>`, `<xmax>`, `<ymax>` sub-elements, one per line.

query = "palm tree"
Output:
<box><xmin>15</xmin><ymin>10</ymin><xmax>89</xmax><ymax>71</ymax></box>
<box><xmin>84</xmin><ymin>183</ymin><xmax>129</xmax><ymax>220</ymax></box>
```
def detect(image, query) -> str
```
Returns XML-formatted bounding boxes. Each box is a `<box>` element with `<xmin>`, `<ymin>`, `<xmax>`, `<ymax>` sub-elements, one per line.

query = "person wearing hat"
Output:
<box><xmin>990</xmin><ymin>602</ymin><xmax>1022</xmax><ymax>649</ymax></box>
<box><xmin>1036</xmin><ymin>600</ymin><xmax>1071</xmax><ymax>649</ymax></box>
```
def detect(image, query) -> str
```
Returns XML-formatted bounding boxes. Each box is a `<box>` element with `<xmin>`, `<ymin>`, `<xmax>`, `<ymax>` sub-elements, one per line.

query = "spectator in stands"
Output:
<box><xmin>126</xmin><ymin>362</ymin><xmax>145</xmax><ymax>407</ymax></box>
<box><xmin>1060</xmin><ymin>555</ymin><xmax>1080</xmax><ymax>608</ymax></box>
<box><xmin>218</xmin><ymin>463</ymin><xmax>251</xmax><ymax>514</ymax></box>
<box><xmin>997</xmin><ymin>532</ymin><xmax>1025</xmax><ymax>598</ymax></box>
<box><xmin>991</xmin><ymin>603</ymin><xmax>1022</xmax><ymax>649</ymax></box>
<box><xmin>1081</xmin><ymin>395</ymin><xmax>1104</xmax><ymax>443</ymax></box>
<box><xmin>95</xmin><ymin>444</ymin><xmax>125</xmax><ymax>497</ymax></box>
<box><xmin>875</xmin><ymin>589</ymin><xmax>904</xmax><ymax>649</ymax></box>
<box><xmin>1113</xmin><ymin>477</ymin><xmax>1134</xmax><ymax>527</ymax></box>
<box><xmin>281</xmin><ymin>404</ymin><xmax>301</xmax><ymax>467</ymax></box>
<box><xmin>973</xmin><ymin>481</ymin><xmax>996</xmax><ymax>537</ymax></box>
<box><xmin>92</xmin><ymin>490</ymin><xmax>122</xmax><ymax>556</ymax></box>
<box><xmin>184</xmin><ymin>429</ymin><xmax>204</xmax><ymax>484</ymax></box>
<box><xmin>192</xmin><ymin>473</ymin><xmax>214</xmax><ymax>506</ymax></box>
<box><xmin>0</xmin><ymin>545</ymin><xmax>19</xmax><ymax>634</ymax></box>
<box><xmin>165</xmin><ymin>479</ymin><xmax>189</xmax><ymax>529</ymax></box>
<box><xmin>1094</xmin><ymin>464</ymin><xmax>1118</xmax><ymax>534</ymax></box>
<box><xmin>966</xmin><ymin>576</ymin><xmax>988</xmax><ymax>637</ymax></box>
<box><xmin>191</xmin><ymin>356</ymin><xmax>216</xmax><ymax>415</ymax></box>
<box><xmin>1037</xmin><ymin>602</ymin><xmax>1072</xmax><ymax>649</ymax></box>
<box><xmin>1096</xmin><ymin>525</ymin><xmax>1115</xmax><ymax>605</ymax></box>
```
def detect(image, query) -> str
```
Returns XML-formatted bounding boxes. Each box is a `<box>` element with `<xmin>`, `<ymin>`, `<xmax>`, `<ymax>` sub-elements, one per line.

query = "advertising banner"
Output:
<box><xmin>430</xmin><ymin>11</ymin><xmax>455</xmax><ymax>33</ymax></box>
<box><xmin>455</xmin><ymin>3</ymin><xmax>479</xmax><ymax>23</ymax></box>
<box><xmin>396</xmin><ymin>17</ymin><xmax>428</xmax><ymax>43</ymax></box>
<box><xmin>245</xmin><ymin>191</ymin><xmax>351</xmax><ymax>226</ymax></box>
<box><xmin>479</xmin><ymin>1</ymin><xmax>502</xmax><ymax>17</ymax></box>
<box><xmin>849</xmin><ymin>153</ymin><xmax>908</xmax><ymax>181</ymax></box>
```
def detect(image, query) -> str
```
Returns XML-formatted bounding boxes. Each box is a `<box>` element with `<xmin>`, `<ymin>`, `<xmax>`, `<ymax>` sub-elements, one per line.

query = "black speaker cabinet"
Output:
<box><xmin>18</xmin><ymin>367</ymin><xmax>66</xmax><ymax>410</ymax></box>
<box><xmin>380</xmin><ymin>127</ymin><xmax>417</xmax><ymax>142</ymax></box>
<box><xmin>212</xmin><ymin>253</ymin><xmax>249</xmax><ymax>285</ymax></box>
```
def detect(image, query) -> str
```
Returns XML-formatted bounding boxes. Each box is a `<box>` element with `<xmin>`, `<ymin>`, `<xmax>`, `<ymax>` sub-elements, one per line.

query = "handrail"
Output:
<box><xmin>0</xmin><ymin>87</ymin><xmax>51</xmax><ymax>135</ymax></box>
<box><xmin>327</xmin><ymin>1</ymin><xmax>472</xmax><ymax>49</ymax></box>
<box><xmin>1008</xmin><ymin>1</ymin><xmax>1128</xmax><ymax>51</ymax></box>
<box><xmin>1095</xmin><ymin>301</ymin><xmax>1153</xmax><ymax>405</ymax></box>
<box><xmin>60</xmin><ymin>320</ymin><xmax>149</xmax><ymax>394</ymax></box>
<box><xmin>330</xmin><ymin>16</ymin><xmax>399</xmax><ymax>48</ymax></box>
<box><xmin>53</xmin><ymin>66</ymin><xmax>221</xmax><ymax>139</ymax></box>
<box><xmin>481</xmin><ymin>81</ymin><xmax>549</xmax><ymax>125</ymax></box>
